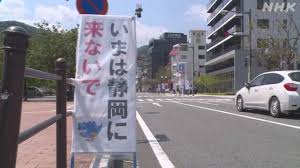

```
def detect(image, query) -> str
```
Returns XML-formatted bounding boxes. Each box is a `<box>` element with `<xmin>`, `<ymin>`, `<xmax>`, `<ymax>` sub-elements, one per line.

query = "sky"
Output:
<box><xmin>0</xmin><ymin>0</ymin><xmax>209</xmax><ymax>46</ymax></box>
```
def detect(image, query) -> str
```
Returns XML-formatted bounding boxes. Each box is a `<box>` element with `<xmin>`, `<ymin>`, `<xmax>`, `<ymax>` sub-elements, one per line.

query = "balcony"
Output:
<box><xmin>227</xmin><ymin>25</ymin><xmax>243</xmax><ymax>35</ymax></box>
<box><xmin>207</xmin><ymin>36</ymin><xmax>228</xmax><ymax>50</ymax></box>
<box><xmin>207</xmin><ymin>0</ymin><xmax>220</xmax><ymax>13</ymax></box>
<box><xmin>207</xmin><ymin>7</ymin><xmax>242</xmax><ymax>38</ymax></box>
<box><xmin>206</xmin><ymin>44</ymin><xmax>241</xmax><ymax>62</ymax></box>
<box><xmin>207</xmin><ymin>0</ymin><xmax>234</xmax><ymax>25</ymax></box>
<box><xmin>207</xmin><ymin>25</ymin><xmax>243</xmax><ymax>51</ymax></box>
<box><xmin>206</xmin><ymin>58</ymin><xmax>234</xmax><ymax>73</ymax></box>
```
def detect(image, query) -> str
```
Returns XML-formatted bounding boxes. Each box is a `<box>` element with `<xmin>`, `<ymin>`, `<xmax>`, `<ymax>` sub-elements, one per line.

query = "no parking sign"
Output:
<box><xmin>76</xmin><ymin>0</ymin><xmax>108</xmax><ymax>15</ymax></box>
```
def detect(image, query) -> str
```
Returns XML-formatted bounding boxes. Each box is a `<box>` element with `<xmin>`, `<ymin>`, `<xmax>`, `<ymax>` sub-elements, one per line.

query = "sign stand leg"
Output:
<box><xmin>133</xmin><ymin>152</ymin><xmax>137</xmax><ymax>168</ymax></box>
<box><xmin>70</xmin><ymin>153</ymin><xmax>75</xmax><ymax>168</ymax></box>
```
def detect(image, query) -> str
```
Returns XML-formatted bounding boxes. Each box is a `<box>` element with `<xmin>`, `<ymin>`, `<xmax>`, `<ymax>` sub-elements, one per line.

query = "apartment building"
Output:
<box><xmin>206</xmin><ymin>0</ymin><xmax>300</xmax><ymax>93</ymax></box>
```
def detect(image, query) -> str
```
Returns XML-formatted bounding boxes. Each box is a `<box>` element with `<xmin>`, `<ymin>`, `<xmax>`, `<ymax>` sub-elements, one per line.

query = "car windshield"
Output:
<box><xmin>288</xmin><ymin>72</ymin><xmax>300</xmax><ymax>82</ymax></box>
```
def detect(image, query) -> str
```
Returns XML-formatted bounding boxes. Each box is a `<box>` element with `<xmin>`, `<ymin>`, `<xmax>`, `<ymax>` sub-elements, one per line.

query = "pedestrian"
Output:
<box><xmin>176</xmin><ymin>86</ymin><xmax>181</xmax><ymax>96</ymax></box>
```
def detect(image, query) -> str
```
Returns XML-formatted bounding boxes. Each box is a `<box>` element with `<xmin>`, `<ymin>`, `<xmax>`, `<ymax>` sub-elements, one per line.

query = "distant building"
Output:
<box><xmin>149</xmin><ymin>32</ymin><xmax>187</xmax><ymax>79</ymax></box>
<box><xmin>137</xmin><ymin>46</ymin><xmax>152</xmax><ymax>92</ymax></box>
<box><xmin>206</xmin><ymin>0</ymin><xmax>300</xmax><ymax>93</ymax></box>
<box><xmin>171</xmin><ymin>30</ymin><xmax>207</xmax><ymax>90</ymax></box>
<box><xmin>189</xmin><ymin>30</ymin><xmax>207</xmax><ymax>75</ymax></box>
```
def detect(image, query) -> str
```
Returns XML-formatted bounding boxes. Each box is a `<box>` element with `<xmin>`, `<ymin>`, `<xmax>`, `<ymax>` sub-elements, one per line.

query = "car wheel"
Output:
<box><xmin>269</xmin><ymin>97</ymin><xmax>282</xmax><ymax>118</ymax></box>
<box><xmin>236</xmin><ymin>96</ymin><xmax>245</xmax><ymax>112</ymax></box>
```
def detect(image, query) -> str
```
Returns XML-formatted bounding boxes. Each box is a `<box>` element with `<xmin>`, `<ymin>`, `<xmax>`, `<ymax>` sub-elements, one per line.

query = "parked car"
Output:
<box><xmin>235</xmin><ymin>71</ymin><xmax>300</xmax><ymax>117</ymax></box>
<box><xmin>25</xmin><ymin>86</ymin><xmax>44</xmax><ymax>98</ymax></box>
<box><xmin>39</xmin><ymin>87</ymin><xmax>55</xmax><ymax>96</ymax></box>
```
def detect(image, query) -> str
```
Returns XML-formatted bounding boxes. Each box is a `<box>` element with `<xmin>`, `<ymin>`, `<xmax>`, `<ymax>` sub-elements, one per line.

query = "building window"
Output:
<box><xmin>180</xmin><ymin>45</ymin><xmax>188</xmax><ymax>51</ymax></box>
<box><xmin>257</xmin><ymin>0</ymin><xmax>269</xmax><ymax>9</ymax></box>
<box><xmin>181</xmin><ymin>55</ymin><xmax>187</xmax><ymax>59</ymax></box>
<box><xmin>257</xmin><ymin>39</ymin><xmax>268</xmax><ymax>48</ymax></box>
<box><xmin>198</xmin><ymin>55</ymin><xmax>205</xmax><ymax>59</ymax></box>
<box><xmin>199</xmin><ymin>65</ymin><xmax>204</xmax><ymax>69</ymax></box>
<box><xmin>198</xmin><ymin>45</ymin><xmax>205</xmax><ymax>50</ymax></box>
<box><xmin>257</xmin><ymin>19</ymin><xmax>269</xmax><ymax>29</ymax></box>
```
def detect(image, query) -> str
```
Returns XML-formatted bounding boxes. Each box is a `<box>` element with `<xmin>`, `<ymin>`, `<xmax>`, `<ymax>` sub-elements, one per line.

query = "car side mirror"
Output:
<box><xmin>245</xmin><ymin>82</ymin><xmax>251</xmax><ymax>89</ymax></box>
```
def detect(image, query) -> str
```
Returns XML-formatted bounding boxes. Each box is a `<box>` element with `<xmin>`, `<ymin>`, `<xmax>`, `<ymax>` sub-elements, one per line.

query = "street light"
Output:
<box><xmin>222</xmin><ymin>9</ymin><xmax>252</xmax><ymax>82</ymax></box>
<box><xmin>135</xmin><ymin>3</ymin><xmax>143</xmax><ymax>18</ymax></box>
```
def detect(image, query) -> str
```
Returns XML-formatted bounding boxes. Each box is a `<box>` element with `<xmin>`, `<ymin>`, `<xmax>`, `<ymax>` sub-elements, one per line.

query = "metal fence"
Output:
<box><xmin>0</xmin><ymin>26</ymin><xmax>71</xmax><ymax>168</ymax></box>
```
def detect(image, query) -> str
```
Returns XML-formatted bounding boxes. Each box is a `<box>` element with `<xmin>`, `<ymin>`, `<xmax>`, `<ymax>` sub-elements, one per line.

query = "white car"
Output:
<box><xmin>235</xmin><ymin>71</ymin><xmax>300</xmax><ymax>117</ymax></box>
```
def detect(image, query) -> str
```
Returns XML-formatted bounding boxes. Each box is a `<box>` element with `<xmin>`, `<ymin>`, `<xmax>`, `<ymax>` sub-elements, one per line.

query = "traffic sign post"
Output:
<box><xmin>76</xmin><ymin>0</ymin><xmax>108</xmax><ymax>15</ymax></box>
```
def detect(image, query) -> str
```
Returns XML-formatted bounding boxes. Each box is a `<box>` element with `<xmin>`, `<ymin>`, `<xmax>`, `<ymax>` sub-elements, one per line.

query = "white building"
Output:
<box><xmin>171</xmin><ymin>30</ymin><xmax>206</xmax><ymax>89</ymax></box>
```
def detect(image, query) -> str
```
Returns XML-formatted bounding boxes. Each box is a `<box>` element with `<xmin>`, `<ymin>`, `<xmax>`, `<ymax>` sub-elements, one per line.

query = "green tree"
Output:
<box><xmin>258</xmin><ymin>13</ymin><xmax>300</xmax><ymax>70</ymax></box>
<box><xmin>154</xmin><ymin>65</ymin><xmax>171</xmax><ymax>85</ymax></box>
<box><xmin>26</xmin><ymin>21</ymin><xmax>78</xmax><ymax>88</ymax></box>
<box><xmin>195</xmin><ymin>75</ymin><xmax>220</xmax><ymax>93</ymax></box>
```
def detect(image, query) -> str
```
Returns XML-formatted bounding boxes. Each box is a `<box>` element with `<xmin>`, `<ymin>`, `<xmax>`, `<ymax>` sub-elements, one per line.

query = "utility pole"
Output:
<box><xmin>192</xmin><ymin>45</ymin><xmax>195</xmax><ymax>96</ymax></box>
<box><xmin>248</xmin><ymin>8</ymin><xmax>252</xmax><ymax>82</ymax></box>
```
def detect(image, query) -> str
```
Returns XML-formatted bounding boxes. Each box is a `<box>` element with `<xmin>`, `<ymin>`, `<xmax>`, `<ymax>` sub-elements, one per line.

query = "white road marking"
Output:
<box><xmin>146</xmin><ymin>99</ymin><xmax>154</xmax><ymax>102</ymax></box>
<box><xmin>211</xmin><ymin>101</ymin><xmax>233</xmax><ymax>105</ymax></box>
<box><xmin>136</xmin><ymin>111</ymin><xmax>175</xmax><ymax>168</ymax></box>
<box><xmin>173</xmin><ymin>102</ymin><xmax>300</xmax><ymax>130</ymax></box>
<box><xmin>153</xmin><ymin>103</ymin><xmax>162</xmax><ymax>107</ymax></box>
<box><xmin>156</xmin><ymin>99</ymin><xmax>163</xmax><ymax>101</ymax></box>
<box><xmin>89</xmin><ymin>155</ymin><xmax>110</xmax><ymax>168</ymax></box>
<box><xmin>99</xmin><ymin>156</ymin><xmax>110</xmax><ymax>168</ymax></box>
<box><xmin>138</xmin><ymin>99</ymin><xmax>145</xmax><ymax>102</ymax></box>
<box><xmin>196</xmin><ymin>101</ymin><xmax>219</xmax><ymax>106</ymax></box>
<box><xmin>166</xmin><ymin>99</ymin><xmax>172</xmax><ymax>101</ymax></box>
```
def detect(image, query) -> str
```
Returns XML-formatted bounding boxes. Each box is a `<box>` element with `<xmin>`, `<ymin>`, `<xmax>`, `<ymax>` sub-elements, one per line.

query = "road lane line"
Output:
<box><xmin>146</xmin><ymin>99</ymin><xmax>154</xmax><ymax>102</ymax></box>
<box><xmin>173</xmin><ymin>102</ymin><xmax>300</xmax><ymax>130</ymax></box>
<box><xmin>211</xmin><ymin>102</ymin><xmax>233</xmax><ymax>105</ymax></box>
<box><xmin>156</xmin><ymin>99</ymin><xmax>163</xmax><ymax>101</ymax></box>
<box><xmin>196</xmin><ymin>101</ymin><xmax>218</xmax><ymax>106</ymax></box>
<box><xmin>153</xmin><ymin>103</ymin><xmax>162</xmax><ymax>107</ymax></box>
<box><xmin>99</xmin><ymin>155</ymin><xmax>110</xmax><ymax>168</ymax></box>
<box><xmin>89</xmin><ymin>155</ymin><xmax>110</xmax><ymax>168</ymax></box>
<box><xmin>136</xmin><ymin>111</ymin><xmax>175</xmax><ymax>168</ymax></box>
<box><xmin>138</xmin><ymin>99</ymin><xmax>145</xmax><ymax>102</ymax></box>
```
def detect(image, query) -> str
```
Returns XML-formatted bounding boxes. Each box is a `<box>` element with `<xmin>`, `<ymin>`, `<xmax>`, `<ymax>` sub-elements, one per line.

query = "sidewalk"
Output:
<box><xmin>16</xmin><ymin>101</ymin><xmax>137</xmax><ymax>168</ymax></box>
<box><xmin>16</xmin><ymin>101</ymin><xmax>82</xmax><ymax>168</ymax></box>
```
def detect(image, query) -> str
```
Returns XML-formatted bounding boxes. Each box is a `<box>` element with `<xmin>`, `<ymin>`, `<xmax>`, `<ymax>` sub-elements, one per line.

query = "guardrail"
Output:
<box><xmin>0</xmin><ymin>26</ymin><xmax>71</xmax><ymax>168</ymax></box>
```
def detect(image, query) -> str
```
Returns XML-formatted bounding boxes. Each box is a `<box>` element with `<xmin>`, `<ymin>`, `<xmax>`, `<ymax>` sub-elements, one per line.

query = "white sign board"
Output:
<box><xmin>71</xmin><ymin>15</ymin><xmax>137</xmax><ymax>153</ymax></box>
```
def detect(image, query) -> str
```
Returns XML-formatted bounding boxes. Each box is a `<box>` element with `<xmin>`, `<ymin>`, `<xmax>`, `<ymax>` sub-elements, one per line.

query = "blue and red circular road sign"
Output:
<box><xmin>76</xmin><ymin>0</ymin><xmax>108</xmax><ymax>15</ymax></box>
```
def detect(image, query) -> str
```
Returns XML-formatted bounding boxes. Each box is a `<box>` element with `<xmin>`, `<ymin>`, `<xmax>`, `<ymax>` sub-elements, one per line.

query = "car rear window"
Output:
<box><xmin>288</xmin><ymin>72</ymin><xmax>300</xmax><ymax>82</ymax></box>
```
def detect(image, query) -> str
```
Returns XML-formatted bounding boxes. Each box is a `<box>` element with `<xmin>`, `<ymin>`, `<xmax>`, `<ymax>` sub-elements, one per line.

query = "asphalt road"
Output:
<box><xmin>135</xmin><ymin>93</ymin><xmax>300</xmax><ymax>168</ymax></box>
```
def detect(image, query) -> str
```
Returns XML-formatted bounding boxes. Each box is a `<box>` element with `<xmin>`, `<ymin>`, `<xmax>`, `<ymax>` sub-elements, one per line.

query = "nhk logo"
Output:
<box><xmin>263</xmin><ymin>2</ymin><xmax>297</xmax><ymax>12</ymax></box>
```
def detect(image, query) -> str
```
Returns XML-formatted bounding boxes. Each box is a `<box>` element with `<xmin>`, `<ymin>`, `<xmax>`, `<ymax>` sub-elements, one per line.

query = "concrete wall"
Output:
<box><xmin>242</xmin><ymin>0</ymin><xmax>300</xmax><ymax>52</ymax></box>
<box><xmin>234</xmin><ymin>49</ymin><xmax>268</xmax><ymax>92</ymax></box>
